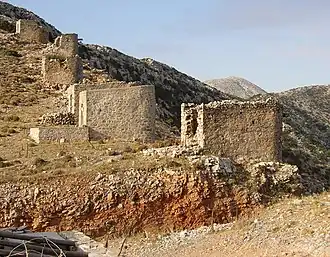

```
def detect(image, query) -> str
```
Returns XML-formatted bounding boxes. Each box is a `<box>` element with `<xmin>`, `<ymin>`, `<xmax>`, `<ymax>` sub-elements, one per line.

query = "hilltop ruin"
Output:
<box><xmin>41</xmin><ymin>32</ymin><xmax>83</xmax><ymax>84</ymax></box>
<box><xmin>15</xmin><ymin>19</ymin><xmax>49</xmax><ymax>43</ymax></box>
<box><xmin>27</xmin><ymin>25</ymin><xmax>156</xmax><ymax>143</ymax></box>
<box><xmin>181</xmin><ymin>98</ymin><xmax>282</xmax><ymax>162</ymax></box>
<box><xmin>30</xmin><ymin>82</ymin><xmax>156</xmax><ymax>143</ymax></box>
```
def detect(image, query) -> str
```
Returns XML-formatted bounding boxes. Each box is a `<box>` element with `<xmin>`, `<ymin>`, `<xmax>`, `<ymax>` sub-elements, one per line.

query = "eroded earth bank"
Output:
<box><xmin>0</xmin><ymin>149</ymin><xmax>301</xmax><ymax>238</ymax></box>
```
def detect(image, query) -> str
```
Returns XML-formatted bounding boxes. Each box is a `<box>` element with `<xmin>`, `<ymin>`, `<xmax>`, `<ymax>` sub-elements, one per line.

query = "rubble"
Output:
<box><xmin>39</xmin><ymin>112</ymin><xmax>75</xmax><ymax>125</ymax></box>
<box><xmin>142</xmin><ymin>145</ymin><xmax>202</xmax><ymax>158</ymax></box>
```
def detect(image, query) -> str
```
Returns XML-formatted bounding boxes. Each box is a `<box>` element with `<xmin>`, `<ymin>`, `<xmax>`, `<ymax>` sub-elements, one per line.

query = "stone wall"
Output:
<box><xmin>41</xmin><ymin>33</ymin><xmax>82</xmax><ymax>84</ymax></box>
<box><xmin>52</xmin><ymin>33</ymin><xmax>78</xmax><ymax>57</ymax></box>
<box><xmin>66</xmin><ymin>82</ymin><xmax>133</xmax><ymax>122</ymax></box>
<box><xmin>15</xmin><ymin>19</ymin><xmax>49</xmax><ymax>43</ymax></box>
<box><xmin>181</xmin><ymin>98</ymin><xmax>282</xmax><ymax>162</ymax></box>
<box><xmin>29</xmin><ymin>127</ymin><xmax>89</xmax><ymax>143</ymax></box>
<box><xmin>42</xmin><ymin>55</ymin><xmax>83</xmax><ymax>84</ymax></box>
<box><xmin>79</xmin><ymin>85</ymin><xmax>156</xmax><ymax>142</ymax></box>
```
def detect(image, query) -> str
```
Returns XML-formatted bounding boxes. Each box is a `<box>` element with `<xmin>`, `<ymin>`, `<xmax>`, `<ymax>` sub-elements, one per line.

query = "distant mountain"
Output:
<box><xmin>204</xmin><ymin>76</ymin><xmax>267</xmax><ymax>99</ymax></box>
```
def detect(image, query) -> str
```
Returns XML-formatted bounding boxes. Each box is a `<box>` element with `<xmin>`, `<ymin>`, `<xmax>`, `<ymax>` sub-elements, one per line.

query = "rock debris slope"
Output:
<box><xmin>205</xmin><ymin>76</ymin><xmax>267</xmax><ymax>99</ymax></box>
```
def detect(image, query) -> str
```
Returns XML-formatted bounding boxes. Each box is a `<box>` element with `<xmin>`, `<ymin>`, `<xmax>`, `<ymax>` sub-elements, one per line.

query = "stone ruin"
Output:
<box><xmin>181</xmin><ymin>98</ymin><xmax>282</xmax><ymax>162</ymax></box>
<box><xmin>42</xmin><ymin>33</ymin><xmax>83</xmax><ymax>84</ymax></box>
<box><xmin>15</xmin><ymin>21</ymin><xmax>83</xmax><ymax>85</ymax></box>
<box><xmin>66</xmin><ymin>81</ymin><xmax>134</xmax><ymax>123</ymax></box>
<box><xmin>26</xmin><ymin>27</ymin><xmax>156</xmax><ymax>144</ymax></box>
<box><xmin>25</xmin><ymin>24</ymin><xmax>281</xmax><ymax>161</ymax></box>
<box><xmin>30</xmin><ymin>83</ymin><xmax>156</xmax><ymax>143</ymax></box>
<box><xmin>15</xmin><ymin>19</ymin><xmax>49</xmax><ymax>43</ymax></box>
<box><xmin>79</xmin><ymin>85</ymin><xmax>156</xmax><ymax>141</ymax></box>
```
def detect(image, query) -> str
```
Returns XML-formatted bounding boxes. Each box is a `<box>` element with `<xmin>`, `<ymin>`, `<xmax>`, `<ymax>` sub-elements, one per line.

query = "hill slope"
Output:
<box><xmin>252</xmin><ymin>85</ymin><xmax>330</xmax><ymax>192</ymax></box>
<box><xmin>279</xmin><ymin>85</ymin><xmax>330</xmax><ymax>192</ymax></box>
<box><xmin>0</xmin><ymin>0</ymin><xmax>229</xmax><ymax>129</ymax></box>
<box><xmin>0</xmin><ymin>1</ymin><xmax>60</xmax><ymax>39</ymax></box>
<box><xmin>1</xmin><ymin>0</ymin><xmax>330</xmax><ymax>193</ymax></box>
<box><xmin>205</xmin><ymin>76</ymin><xmax>267</xmax><ymax>99</ymax></box>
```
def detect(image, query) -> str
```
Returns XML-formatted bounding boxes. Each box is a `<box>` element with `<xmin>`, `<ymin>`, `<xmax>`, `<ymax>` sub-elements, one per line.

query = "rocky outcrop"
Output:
<box><xmin>205</xmin><ymin>76</ymin><xmax>267</xmax><ymax>99</ymax></box>
<box><xmin>0</xmin><ymin>157</ymin><xmax>301</xmax><ymax>237</ymax></box>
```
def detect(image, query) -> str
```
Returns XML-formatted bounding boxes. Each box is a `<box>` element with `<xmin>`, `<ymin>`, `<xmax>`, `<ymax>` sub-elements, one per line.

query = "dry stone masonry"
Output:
<box><xmin>79</xmin><ymin>85</ymin><xmax>156</xmax><ymax>142</ymax></box>
<box><xmin>30</xmin><ymin>127</ymin><xmax>89</xmax><ymax>144</ymax></box>
<box><xmin>181</xmin><ymin>97</ymin><xmax>282</xmax><ymax>162</ymax></box>
<box><xmin>42</xmin><ymin>55</ymin><xmax>83</xmax><ymax>84</ymax></box>
<box><xmin>30</xmin><ymin>83</ymin><xmax>156</xmax><ymax>143</ymax></box>
<box><xmin>42</xmin><ymin>33</ymin><xmax>83</xmax><ymax>84</ymax></box>
<box><xmin>53</xmin><ymin>34</ymin><xmax>79</xmax><ymax>57</ymax></box>
<box><xmin>66</xmin><ymin>81</ymin><xmax>132</xmax><ymax>123</ymax></box>
<box><xmin>15</xmin><ymin>19</ymin><xmax>49</xmax><ymax>43</ymax></box>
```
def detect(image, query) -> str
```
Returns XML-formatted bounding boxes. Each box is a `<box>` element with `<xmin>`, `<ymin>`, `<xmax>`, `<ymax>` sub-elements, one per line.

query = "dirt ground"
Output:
<box><xmin>102</xmin><ymin>192</ymin><xmax>330</xmax><ymax>257</ymax></box>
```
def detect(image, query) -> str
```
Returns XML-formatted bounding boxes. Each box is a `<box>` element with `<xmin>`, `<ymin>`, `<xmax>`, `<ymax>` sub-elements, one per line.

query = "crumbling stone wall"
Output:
<box><xmin>51</xmin><ymin>33</ymin><xmax>78</xmax><ymax>57</ymax></box>
<box><xmin>78</xmin><ymin>85</ymin><xmax>156</xmax><ymax>142</ymax></box>
<box><xmin>181</xmin><ymin>98</ymin><xmax>282</xmax><ymax>162</ymax></box>
<box><xmin>42</xmin><ymin>33</ymin><xmax>82</xmax><ymax>84</ymax></box>
<box><xmin>15</xmin><ymin>19</ymin><xmax>49</xmax><ymax>43</ymax></box>
<box><xmin>42</xmin><ymin>55</ymin><xmax>83</xmax><ymax>84</ymax></box>
<box><xmin>29</xmin><ymin>127</ymin><xmax>89</xmax><ymax>143</ymax></box>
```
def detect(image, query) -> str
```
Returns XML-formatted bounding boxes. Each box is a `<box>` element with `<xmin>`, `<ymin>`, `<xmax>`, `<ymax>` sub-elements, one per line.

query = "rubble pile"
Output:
<box><xmin>142</xmin><ymin>145</ymin><xmax>202</xmax><ymax>158</ymax></box>
<box><xmin>39</xmin><ymin>112</ymin><xmax>75</xmax><ymax>125</ymax></box>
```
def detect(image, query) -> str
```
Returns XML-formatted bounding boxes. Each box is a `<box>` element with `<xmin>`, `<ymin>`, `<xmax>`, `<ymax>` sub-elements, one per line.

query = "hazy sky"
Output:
<box><xmin>6</xmin><ymin>0</ymin><xmax>330</xmax><ymax>92</ymax></box>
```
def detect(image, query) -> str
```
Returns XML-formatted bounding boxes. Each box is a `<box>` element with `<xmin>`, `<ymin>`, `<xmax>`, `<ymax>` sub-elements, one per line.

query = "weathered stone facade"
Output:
<box><xmin>42</xmin><ymin>33</ymin><xmax>82</xmax><ymax>84</ymax></box>
<box><xmin>181</xmin><ymin>98</ymin><xmax>282</xmax><ymax>162</ymax></box>
<box><xmin>30</xmin><ymin>84</ymin><xmax>156</xmax><ymax>143</ymax></box>
<box><xmin>15</xmin><ymin>19</ymin><xmax>49</xmax><ymax>43</ymax></box>
<box><xmin>78</xmin><ymin>85</ymin><xmax>156</xmax><ymax>142</ymax></box>
<box><xmin>42</xmin><ymin>55</ymin><xmax>83</xmax><ymax>84</ymax></box>
<box><xmin>66</xmin><ymin>82</ymin><xmax>129</xmax><ymax>122</ymax></box>
<box><xmin>51</xmin><ymin>33</ymin><xmax>78</xmax><ymax>57</ymax></box>
<box><xmin>29</xmin><ymin>127</ymin><xmax>89</xmax><ymax>143</ymax></box>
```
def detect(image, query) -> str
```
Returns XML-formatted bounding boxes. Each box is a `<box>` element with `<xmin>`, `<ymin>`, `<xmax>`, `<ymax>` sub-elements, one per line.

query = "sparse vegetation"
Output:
<box><xmin>0</xmin><ymin>3</ymin><xmax>329</xmax><ymax>256</ymax></box>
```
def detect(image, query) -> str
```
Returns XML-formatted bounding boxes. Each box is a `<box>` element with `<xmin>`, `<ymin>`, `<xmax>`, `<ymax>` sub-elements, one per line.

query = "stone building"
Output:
<box><xmin>79</xmin><ymin>85</ymin><xmax>156</xmax><ymax>141</ymax></box>
<box><xmin>181</xmin><ymin>98</ymin><xmax>282</xmax><ymax>162</ymax></box>
<box><xmin>66</xmin><ymin>82</ymin><xmax>131</xmax><ymax>122</ymax></box>
<box><xmin>42</xmin><ymin>55</ymin><xmax>83</xmax><ymax>84</ymax></box>
<box><xmin>15</xmin><ymin>19</ymin><xmax>49</xmax><ymax>43</ymax></box>
<box><xmin>53</xmin><ymin>34</ymin><xmax>79</xmax><ymax>57</ymax></box>
<box><xmin>30</xmin><ymin>84</ymin><xmax>156</xmax><ymax>143</ymax></box>
<box><xmin>42</xmin><ymin>33</ymin><xmax>83</xmax><ymax>84</ymax></box>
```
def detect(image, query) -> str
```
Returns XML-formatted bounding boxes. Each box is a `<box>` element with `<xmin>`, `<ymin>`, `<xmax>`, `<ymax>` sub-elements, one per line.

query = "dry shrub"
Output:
<box><xmin>3</xmin><ymin>115</ymin><xmax>20</xmax><ymax>122</ymax></box>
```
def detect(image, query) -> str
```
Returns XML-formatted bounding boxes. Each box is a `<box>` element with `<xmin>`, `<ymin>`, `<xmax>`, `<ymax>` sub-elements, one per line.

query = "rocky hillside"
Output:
<box><xmin>0</xmin><ymin>1</ymin><xmax>60</xmax><ymax>39</ymax></box>
<box><xmin>205</xmin><ymin>76</ymin><xmax>267</xmax><ymax>99</ymax></box>
<box><xmin>280</xmin><ymin>85</ymin><xmax>330</xmax><ymax>192</ymax></box>
<box><xmin>253</xmin><ymin>85</ymin><xmax>330</xmax><ymax>192</ymax></box>
<box><xmin>0</xmin><ymin>1</ymin><xmax>329</xmax><ymax>195</ymax></box>
<box><xmin>0</xmin><ymin>1</ymin><xmax>229</xmax><ymax>128</ymax></box>
<box><xmin>78</xmin><ymin>46</ymin><xmax>228</xmax><ymax>126</ymax></box>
